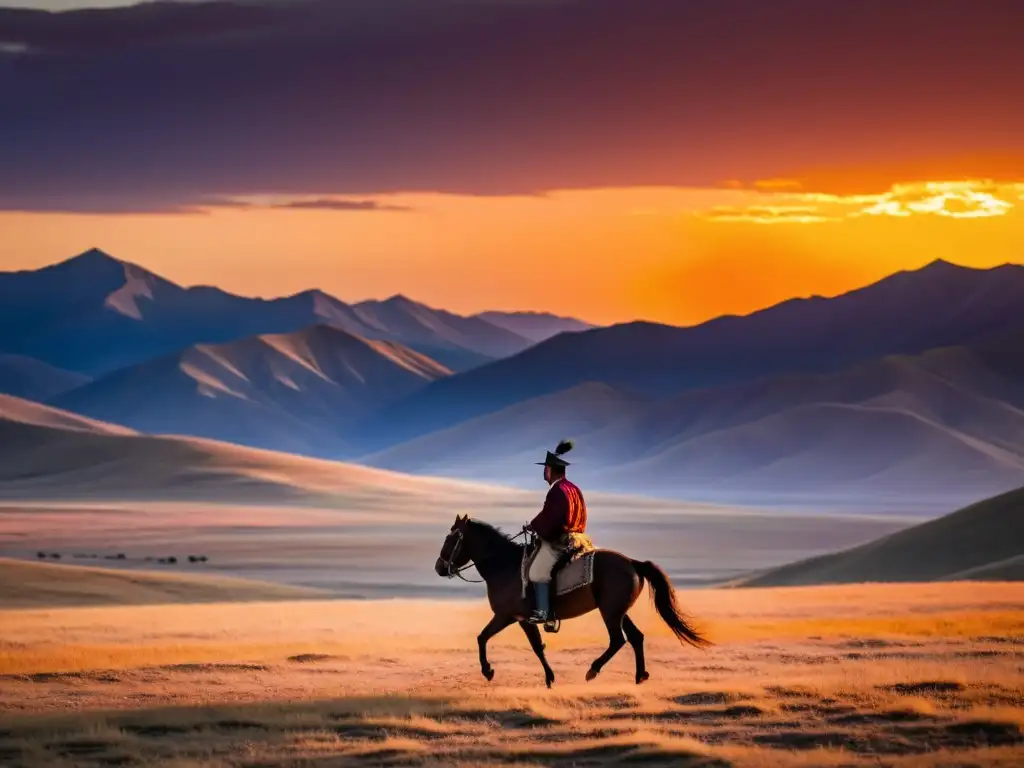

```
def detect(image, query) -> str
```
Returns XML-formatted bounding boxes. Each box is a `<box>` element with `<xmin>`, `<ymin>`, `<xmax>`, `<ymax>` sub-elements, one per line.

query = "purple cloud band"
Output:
<box><xmin>1</xmin><ymin>0</ymin><xmax>1021</xmax><ymax>213</ymax></box>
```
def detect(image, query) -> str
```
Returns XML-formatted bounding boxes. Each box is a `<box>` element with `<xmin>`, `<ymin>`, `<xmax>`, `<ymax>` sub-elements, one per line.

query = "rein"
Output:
<box><xmin>441</xmin><ymin>526</ymin><xmax>530</xmax><ymax>583</ymax></box>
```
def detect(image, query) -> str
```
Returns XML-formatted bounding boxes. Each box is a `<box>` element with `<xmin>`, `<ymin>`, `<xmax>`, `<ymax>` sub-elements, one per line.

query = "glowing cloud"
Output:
<box><xmin>702</xmin><ymin>205</ymin><xmax>837</xmax><ymax>224</ymax></box>
<box><xmin>854</xmin><ymin>181</ymin><xmax>1014</xmax><ymax>219</ymax></box>
<box><xmin>700</xmin><ymin>179</ymin><xmax>1018</xmax><ymax>224</ymax></box>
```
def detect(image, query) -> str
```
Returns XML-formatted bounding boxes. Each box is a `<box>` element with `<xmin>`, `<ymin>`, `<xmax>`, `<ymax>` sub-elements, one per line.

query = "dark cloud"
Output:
<box><xmin>0</xmin><ymin>1</ymin><xmax>286</xmax><ymax>52</ymax></box>
<box><xmin>0</xmin><ymin>192</ymin><xmax>407</xmax><ymax>214</ymax></box>
<box><xmin>0</xmin><ymin>194</ymin><xmax>230</xmax><ymax>215</ymax></box>
<box><xmin>1</xmin><ymin>0</ymin><xmax>1022</xmax><ymax>212</ymax></box>
<box><xmin>270</xmin><ymin>198</ymin><xmax>413</xmax><ymax>212</ymax></box>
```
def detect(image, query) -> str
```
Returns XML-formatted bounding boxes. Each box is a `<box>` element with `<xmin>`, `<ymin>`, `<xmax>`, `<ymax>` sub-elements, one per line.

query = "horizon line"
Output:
<box><xmin>16</xmin><ymin>247</ymin><xmax>1024</xmax><ymax>332</ymax></box>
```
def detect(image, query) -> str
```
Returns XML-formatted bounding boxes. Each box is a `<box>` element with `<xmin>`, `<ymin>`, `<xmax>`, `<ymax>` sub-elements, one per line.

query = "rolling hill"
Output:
<box><xmin>0</xmin><ymin>249</ymin><xmax>535</xmax><ymax>375</ymax></box>
<box><xmin>0</xmin><ymin>394</ymin><xmax>517</xmax><ymax>508</ymax></box>
<box><xmin>354</xmin><ymin>259</ymin><xmax>1024</xmax><ymax>451</ymax></box>
<box><xmin>599</xmin><ymin>400</ymin><xmax>1024</xmax><ymax>505</ymax></box>
<box><xmin>733</xmin><ymin>485</ymin><xmax>1024</xmax><ymax>586</ymax></box>
<box><xmin>588</xmin><ymin>330</ymin><xmax>1024</xmax><ymax>500</ymax></box>
<box><xmin>0</xmin><ymin>392</ymin><xmax>135</xmax><ymax>437</ymax></box>
<box><xmin>0</xmin><ymin>354</ymin><xmax>89</xmax><ymax>400</ymax></box>
<box><xmin>364</xmin><ymin>329</ymin><xmax>1024</xmax><ymax>506</ymax></box>
<box><xmin>51</xmin><ymin>324</ymin><xmax>451</xmax><ymax>457</ymax></box>
<box><xmin>0</xmin><ymin>557</ymin><xmax>330</xmax><ymax>609</ymax></box>
<box><xmin>362</xmin><ymin>382</ymin><xmax>650</xmax><ymax>483</ymax></box>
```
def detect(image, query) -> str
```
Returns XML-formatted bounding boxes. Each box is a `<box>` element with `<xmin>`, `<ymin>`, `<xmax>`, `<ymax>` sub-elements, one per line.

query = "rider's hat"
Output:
<box><xmin>536</xmin><ymin>439</ymin><xmax>574</xmax><ymax>468</ymax></box>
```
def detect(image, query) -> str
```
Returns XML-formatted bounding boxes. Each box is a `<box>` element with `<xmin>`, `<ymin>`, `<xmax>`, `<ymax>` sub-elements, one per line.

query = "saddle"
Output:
<box><xmin>520</xmin><ymin>533</ymin><xmax>597</xmax><ymax>600</ymax></box>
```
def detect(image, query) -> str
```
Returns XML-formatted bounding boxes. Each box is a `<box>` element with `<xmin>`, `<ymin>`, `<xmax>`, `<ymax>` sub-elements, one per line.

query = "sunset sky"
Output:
<box><xmin>2</xmin><ymin>0</ymin><xmax>1022</xmax><ymax>326</ymax></box>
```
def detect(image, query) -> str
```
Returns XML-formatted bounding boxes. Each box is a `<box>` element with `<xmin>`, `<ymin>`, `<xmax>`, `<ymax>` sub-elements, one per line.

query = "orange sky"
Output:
<box><xmin>2</xmin><ymin>178</ymin><xmax>1022</xmax><ymax>326</ymax></box>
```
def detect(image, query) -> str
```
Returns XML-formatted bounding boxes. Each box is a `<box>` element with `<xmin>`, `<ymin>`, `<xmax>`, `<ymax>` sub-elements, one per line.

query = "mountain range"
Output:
<box><xmin>363</xmin><ymin>329</ymin><xmax>1024</xmax><ymax>507</ymax></box>
<box><xmin>52</xmin><ymin>324</ymin><xmax>452</xmax><ymax>456</ymax></box>
<box><xmin>0</xmin><ymin>248</ymin><xmax>591</xmax><ymax>378</ymax></box>
<box><xmin>355</xmin><ymin>259</ymin><xmax>1024</xmax><ymax>452</ymax></box>
<box><xmin>3</xmin><ymin>250</ymin><xmax>1024</xmax><ymax>508</ymax></box>
<box><xmin>475</xmin><ymin>310</ymin><xmax>594</xmax><ymax>342</ymax></box>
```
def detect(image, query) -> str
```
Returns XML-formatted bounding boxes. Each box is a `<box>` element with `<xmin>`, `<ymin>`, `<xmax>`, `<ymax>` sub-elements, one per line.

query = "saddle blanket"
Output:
<box><xmin>551</xmin><ymin>550</ymin><xmax>596</xmax><ymax>596</ymax></box>
<box><xmin>521</xmin><ymin>545</ymin><xmax>598</xmax><ymax>597</ymax></box>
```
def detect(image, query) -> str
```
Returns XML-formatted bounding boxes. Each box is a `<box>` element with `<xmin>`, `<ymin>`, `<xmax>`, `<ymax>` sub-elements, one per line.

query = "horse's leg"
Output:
<box><xmin>585</xmin><ymin>557</ymin><xmax>639</xmax><ymax>682</ymax></box>
<box><xmin>478</xmin><ymin>613</ymin><xmax>514</xmax><ymax>681</ymax></box>
<box><xmin>622</xmin><ymin>614</ymin><xmax>649</xmax><ymax>684</ymax></box>
<box><xmin>519</xmin><ymin>621</ymin><xmax>556</xmax><ymax>689</ymax></box>
<box><xmin>585</xmin><ymin>606</ymin><xmax>627</xmax><ymax>682</ymax></box>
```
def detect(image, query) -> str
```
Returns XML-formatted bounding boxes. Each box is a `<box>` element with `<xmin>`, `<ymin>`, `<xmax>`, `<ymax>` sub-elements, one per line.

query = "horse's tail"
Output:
<box><xmin>631</xmin><ymin>559</ymin><xmax>711</xmax><ymax>649</ymax></box>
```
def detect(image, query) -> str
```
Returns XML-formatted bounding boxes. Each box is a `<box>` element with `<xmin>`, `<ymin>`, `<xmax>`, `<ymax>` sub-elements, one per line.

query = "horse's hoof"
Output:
<box><xmin>545</xmin><ymin>672</ymin><xmax>555</xmax><ymax>689</ymax></box>
<box><xmin>585</xmin><ymin>667</ymin><xmax>599</xmax><ymax>682</ymax></box>
<box><xmin>636</xmin><ymin>671</ymin><xmax>650</xmax><ymax>685</ymax></box>
<box><xmin>482</xmin><ymin>666</ymin><xmax>494</xmax><ymax>681</ymax></box>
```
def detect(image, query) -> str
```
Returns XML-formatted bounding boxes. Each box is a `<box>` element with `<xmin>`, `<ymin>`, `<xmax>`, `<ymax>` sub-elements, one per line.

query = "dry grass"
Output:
<box><xmin>0</xmin><ymin>583</ymin><xmax>1022</xmax><ymax>766</ymax></box>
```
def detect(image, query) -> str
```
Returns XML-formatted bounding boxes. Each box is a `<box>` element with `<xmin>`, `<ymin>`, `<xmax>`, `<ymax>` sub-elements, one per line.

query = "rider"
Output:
<box><xmin>525</xmin><ymin>439</ymin><xmax>588</xmax><ymax>624</ymax></box>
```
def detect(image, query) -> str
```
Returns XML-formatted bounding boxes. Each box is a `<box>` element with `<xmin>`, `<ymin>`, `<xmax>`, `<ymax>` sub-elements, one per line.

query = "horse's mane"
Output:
<box><xmin>466</xmin><ymin>518</ymin><xmax>525</xmax><ymax>555</ymax></box>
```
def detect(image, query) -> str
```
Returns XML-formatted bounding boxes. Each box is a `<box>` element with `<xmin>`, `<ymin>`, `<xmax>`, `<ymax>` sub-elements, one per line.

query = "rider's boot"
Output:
<box><xmin>529</xmin><ymin>581</ymin><xmax>550</xmax><ymax>624</ymax></box>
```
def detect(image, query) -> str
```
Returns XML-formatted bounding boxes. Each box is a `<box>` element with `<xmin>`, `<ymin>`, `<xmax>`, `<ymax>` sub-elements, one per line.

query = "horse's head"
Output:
<box><xmin>435</xmin><ymin>514</ymin><xmax>472</xmax><ymax>578</ymax></box>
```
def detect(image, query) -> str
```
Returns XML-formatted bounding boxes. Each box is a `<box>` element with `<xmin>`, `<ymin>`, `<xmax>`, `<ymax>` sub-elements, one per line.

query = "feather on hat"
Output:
<box><xmin>536</xmin><ymin>439</ymin><xmax>574</xmax><ymax>468</ymax></box>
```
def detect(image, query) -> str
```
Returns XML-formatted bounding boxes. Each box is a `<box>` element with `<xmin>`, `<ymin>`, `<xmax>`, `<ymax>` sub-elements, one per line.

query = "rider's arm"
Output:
<box><xmin>528</xmin><ymin>485</ymin><xmax>567</xmax><ymax>540</ymax></box>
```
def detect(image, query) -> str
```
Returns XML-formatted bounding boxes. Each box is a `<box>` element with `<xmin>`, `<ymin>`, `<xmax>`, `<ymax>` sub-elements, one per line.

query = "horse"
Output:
<box><xmin>434</xmin><ymin>514</ymin><xmax>711</xmax><ymax>688</ymax></box>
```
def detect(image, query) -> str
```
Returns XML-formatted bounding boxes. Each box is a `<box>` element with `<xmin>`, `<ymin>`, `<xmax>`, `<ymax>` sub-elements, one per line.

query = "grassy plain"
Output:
<box><xmin>1</xmin><ymin>582</ymin><xmax>1021</xmax><ymax>767</ymax></box>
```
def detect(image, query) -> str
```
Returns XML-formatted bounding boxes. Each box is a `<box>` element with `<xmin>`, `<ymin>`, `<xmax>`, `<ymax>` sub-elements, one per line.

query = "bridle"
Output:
<box><xmin>439</xmin><ymin>525</ymin><xmax>532</xmax><ymax>584</ymax></box>
<box><xmin>439</xmin><ymin>529</ymin><xmax>481</xmax><ymax>582</ymax></box>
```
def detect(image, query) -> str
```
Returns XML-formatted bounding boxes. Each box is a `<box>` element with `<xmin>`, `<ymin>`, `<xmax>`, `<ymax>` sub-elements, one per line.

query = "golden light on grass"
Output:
<box><xmin>0</xmin><ymin>582</ymin><xmax>1021</xmax><ymax>766</ymax></box>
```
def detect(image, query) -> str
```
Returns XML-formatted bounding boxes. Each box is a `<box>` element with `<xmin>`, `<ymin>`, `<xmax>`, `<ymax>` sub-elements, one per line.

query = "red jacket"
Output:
<box><xmin>529</xmin><ymin>478</ymin><xmax>587</xmax><ymax>542</ymax></box>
